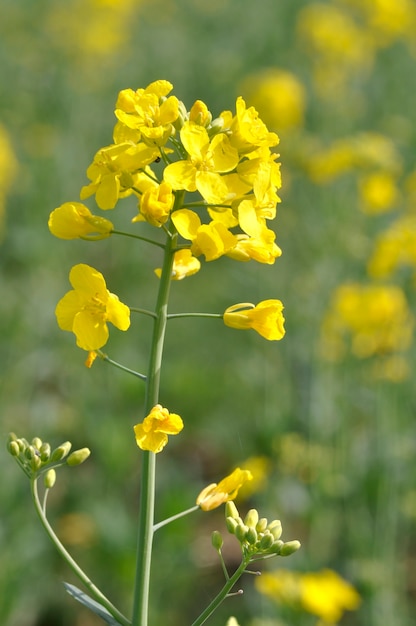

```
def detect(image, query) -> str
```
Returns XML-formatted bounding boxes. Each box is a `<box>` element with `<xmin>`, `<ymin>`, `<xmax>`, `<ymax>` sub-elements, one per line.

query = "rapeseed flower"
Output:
<box><xmin>172</xmin><ymin>209</ymin><xmax>237</xmax><ymax>261</ymax></box>
<box><xmin>133</xmin><ymin>181</ymin><xmax>174</xmax><ymax>227</ymax></box>
<box><xmin>48</xmin><ymin>202</ymin><xmax>113</xmax><ymax>239</ymax></box>
<box><xmin>196</xmin><ymin>468</ymin><xmax>253</xmax><ymax>511</ymax></box>
<box><xmin>223</xmin><ymin>300</ymin><xmax>285</xmax><ymax>340</ymax></box>
<box><xmin>133</xmin><ymin>405</ymin><xmax>183</xmax><ymax>453</ymax></box>
<box><xmin>55</xmin><ymin>264</ymin><xmax>130</xmax><ymax>351</ymax></box>
<box><xmin>154</xmin><ymin>249</ymin><xmax>201</xmax><ymax>280</ymax></box>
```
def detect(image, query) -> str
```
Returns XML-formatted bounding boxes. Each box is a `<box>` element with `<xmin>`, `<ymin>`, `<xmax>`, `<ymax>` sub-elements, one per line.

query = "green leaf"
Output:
<box><xmin>63</xmin><ymin>582</ymin><xmax>126</xmax><ymax>625</ymax></box>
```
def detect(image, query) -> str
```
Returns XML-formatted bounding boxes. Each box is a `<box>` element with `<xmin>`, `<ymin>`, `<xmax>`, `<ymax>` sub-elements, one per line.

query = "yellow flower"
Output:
<box><xmin>115</xmin><ymin>80</ymin><xmax>179</xmax><ymax>145</ymax></box>
<box><xmin>48</xmin><ymin>202</ymin><xmax>114</xmax><ymax>239</ymax></box>
<box><xmin>189</xmin><ymin>99</ymin><xmax>212</xmax><ymax>126</ymax></box>
<box><xmin>133</xmin><ymin>181</ymin><xmax>174</xmax><ymax>227</ymax></box>
<box><xmin>300</xmin><ymin>569</ymin><xmax>361</xmax><ymax>623</ymax></box>
<box><xmin>164</xmin><ymin>121</ymin><xmax>239</xmax><ymax>204</ymax></box>
<box><xmin>133</xmin><ymin>404</ymin><xmax>184</xmax><ymax>453</ymax></box>
<box><xmin>80</xmin><ymin>142</ymin><xmax>159</xmax><ymax>210</ymax></box>
<box><xmin>172</xmin><ymin>209</ymin><xmax>238</xmax><ymax>261</ymax></box>
<box><xmin>154</xmin><ymin>249</ymin><xmax>201</xmax><ymax>280</ymax></box>
<box><xmin>368</xmin><ymin>215</ymin><xmax>416</xmax><ymax>280</ymax></box>
<box><xmin>358</xmin><ymin>171</ymin><xmax>399</xmax><ymax>214</ymax></box>
<box><xmin>220</xmin><ymin>96</ymin><xmax>279</xmax><ymax>155</ymax></box>
<box><xmin>196</xmin><ymin>468</ymin><xmax>253</xmax><ymax>511</ymax></box>
<box><xmin>55</xmin><ymin>264</ymin><xmax>130</xmax><ymax>351</ymax></box>
<box><xmin>223</xmin><ymin>300</ymin><xmax>285</xmax><ymax>340</ymax></box>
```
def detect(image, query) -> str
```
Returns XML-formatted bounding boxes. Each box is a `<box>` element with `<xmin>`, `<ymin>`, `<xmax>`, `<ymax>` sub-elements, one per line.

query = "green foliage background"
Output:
<box><xmin>1</xmin><ymin>0</ymin><xmax>416</xmax><ymax>625</ymax></box>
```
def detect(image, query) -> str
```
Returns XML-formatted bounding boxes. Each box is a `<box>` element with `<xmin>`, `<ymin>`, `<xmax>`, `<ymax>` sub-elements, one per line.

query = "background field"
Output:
<box><xmin>1</xmin><ymin>1</ymin><xmax>416</xmax><ymax>625</ymax></box>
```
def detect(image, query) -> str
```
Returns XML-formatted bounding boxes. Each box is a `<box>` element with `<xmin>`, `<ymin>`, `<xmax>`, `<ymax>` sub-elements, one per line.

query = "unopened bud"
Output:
<box><xmin>225</xmin><ymin>501</ymin><xmax>240</xmax><ymax>519</ymax></box>
<box><xmin>40</xmin><ymin>443</ymin><xmax>51</xmax><ymax>462</ymax></box>
<box><xmin>31</xmin><ymin>437</ymin><xmax>43</xmax><ymax>450</ymax></box>
<box><xmin>270</xmin><ymin>539</ymin><xmax>284</xmax><ymax>554</ymax></box>
<box><xmin>8</xmin><ymin>441</ymin><xmax>20</xmax><ymax>457</ymax></box>
<box><xmin>211</xmin><ymin>530</ymin><xmax>223</xmax><ymax>551</ymax></box>
<box><xmin>280</xmin><ymin>540</ymin><xmax>301</xmax><ymax>556</ymax></box>
<box><xmin>25</xmin><ymin>445</ymin><xmax>36</xmax><ymax>460</ymax></box>
<box><xmin>31</xmin><ymin>455</ymin><xmax>42</xmax><ymax>472</ymax></box>
<box><xmin>208</xmin><ymin>117</ymin><xmax>225</xmax><ymax>137</ymax></box>
<box><xmin>67</xmin><ymin>448</ymin><xmax>91</xmax><ymax>466</ymax></box>
<box><xmin>235</xmin><ymin>523</ymin><xmax>249</xmax><ymax>543</ymax></box>
<box><xmin>44</xmin><ymin>469</ymin><xmax>56</xmax><ymax>489</ymax></box>
<box><xmin>258</xmin><ymin>532</ymin><xmax>274</xmax><ymax>551</ymax></box>
<box><xmin>51</xmin><ymin>441</ymin><xmax>72</xmax><ymax>462</ymax></box>
<box><xmin>246</xmin><ymin>527</ymin><xmax>258</xmax><ymax>545</ymax></box>
<box><xmin>268</xmin><ymin>520</ymin><xmax>282</xmax><ymax>540</ymax></box>
<box><xmin>17</xmin><ymin>438</ymin><xmax>28</xmax><ymax>453</ymax></box>
<box><xmin>256</xmin><ymin>518</ymin><xmax>268</xmax><ymax>533</ymax></box>
<box><xmin>244</xmin><ymin>509</ymin><xmax>259</xmax><ymax>528</ymax></box>
<box><xmin>226</xmin><ymin>517</ymin><xmax>239</xmax><ymax>534</ymax></box>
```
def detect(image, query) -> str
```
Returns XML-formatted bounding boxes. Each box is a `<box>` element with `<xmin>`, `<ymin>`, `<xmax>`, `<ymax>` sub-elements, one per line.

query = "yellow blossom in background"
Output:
<box><xmin>240</xmin><ymin>69</ymin><xmax>306</xmax><ymax>132</ymax></box>
<box><xmin>133</xmin><ymin>404</ymin><xmax>183</xmax><ymax>453</ymax></box>
<box><xmin>256</xmin><ymin>568</ymin><xmax>361</xmax><ymax>624</ymax></box>
<box><xmin>196</xmin><ymin>468</ymin><xmax>253</xmax><ymax>511</ymax></box>
<box><xmin>0</xmin><ymin>124</ymin><xmax>18</xmax><ymax>239</ymax></box>
<box><xmin>223</xmin><ymin>300</ymin><xmax>285</xmax><ymax>341</ymax></box>
<box><xmin>55</xmin><ymin>264</ymin><xmax>130</xmax><ymax>351</ymax></box>
<box><xmin>358</xmin><ymin>171</ymin><xmax>399</xmax><ymax>214</ymax></box>
<box><xmin>48</xmin><ymin>202</ymin><xmax>114</xmax><ymax>239</ymax></box>
<box><xmin>133</xmin><ymin>181</ymin><xmax>174</xmax><ymax>227</ymax></box>
<box><xmin>368</xmin><ymin>215</ymin><xmax>416</xmax><ymax>281</ymax></box>
<box><xmin>236</xmin><ymin>456</ymin><xmax>271</xmax><ymax>500</ymax></box>
<box><xmin>321</xmin><ymin>283</ymin><xmax>414</xmax><ymax>361</ymax></box>
<box><xmin>155</xmin><ymin>249</ymin><xmax>201</xmax><ymax>280</ymax></box>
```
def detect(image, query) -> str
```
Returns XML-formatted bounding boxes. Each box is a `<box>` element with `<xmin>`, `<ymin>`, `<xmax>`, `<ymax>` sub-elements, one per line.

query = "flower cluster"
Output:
<box><xmin>224</xmin><ymin>501</ymin><xmax>300</xmax><ymax>559</ymax></box>
<box><xmin>49</xmin><ymin>80</ymin><xmax>285</xmax><ymax>352</ymax></box>
<box><xmin>7</xmin><ymin>432</ymin><xmax>90</xmax><ymax>482</ymax></box>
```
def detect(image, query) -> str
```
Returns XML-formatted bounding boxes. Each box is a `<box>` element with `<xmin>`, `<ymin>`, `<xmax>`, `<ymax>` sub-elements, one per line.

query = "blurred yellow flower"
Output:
<box><xmin>368</xmin><ymin>215</ymin><xmax>416</xmax><ymax>280</ymax></box>
<box><xmin>133</xmin><ymin>181</ymin><xmax>174</xmax><ymax>227</ymax></box>
<box><xmin>0</xmin><ymin>124</ymin><xmax>18</xmax><ymax>239</ymax></box>
<box><xmin>321</xmin><ymin>282</ymin><xmax>414</xmax><ymax>360</ymax></box>
<box><xmin>240</xmin><ymin>69</ymin><xmax>306</xmax><ymax>131</ymax></box>
<box><xmin>133</xmin><ymin>404</ymin><xmax>183</xmax><ymax>453</ymax></box>
<box><xmin>256</xmin><ymin>568</ymin><xmax>361</xmax><ymax>624</ymax></box>
<box><xmin>56</xmin><ymin>264</ymin><xmax>130</xmax><ymax>351</ymax></box>
<box><xmin>196</xmin><ymin>467</ymin><xmax>253</xmax><ymax>511</ymax></box>
<box><xmin>48</xmin><ymin>202</ymin><xmax>114</xmax><ymax>239</ymax></box>
<box><xmin>358</xmin><ymin>171</ymin><xmax>399</xmax><ymax>214</ymax></box>
<box><xmin>223</xmin><ymin>300</ymin><xmax>285</xmax><ymax>341</ymax></box>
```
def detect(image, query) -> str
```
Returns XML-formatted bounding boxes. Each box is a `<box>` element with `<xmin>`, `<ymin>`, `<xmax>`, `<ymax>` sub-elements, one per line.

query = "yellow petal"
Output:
<box><xmin>164</xmin><ymin>160</ymin><xmax>197</xmax><ymax>192</ymax></box>
<box><xmin>106</xmin><ymin>294</ymin><xmax>131</xmax><ymax>331</ymax></box>
<box><xmin>171</xmin><ymin>209</ymin><xmax>201</xmax><ymax>241</ymax></box>
<box><xmin>72</xmin><ymin>310</ymin><xmax>109</xmax><ymax>351</ymax></box>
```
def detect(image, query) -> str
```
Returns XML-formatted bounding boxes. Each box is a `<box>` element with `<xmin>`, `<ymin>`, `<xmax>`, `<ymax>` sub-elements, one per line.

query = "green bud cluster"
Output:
<box><xmin>225</xmin><ymin>501</ymin><xmax>301</xmax><ymax>559</ymax></box>
<box><xmin>6</xmin><ymin>432</ymin><xmax>90</xmax><ymax>481</ymax></box>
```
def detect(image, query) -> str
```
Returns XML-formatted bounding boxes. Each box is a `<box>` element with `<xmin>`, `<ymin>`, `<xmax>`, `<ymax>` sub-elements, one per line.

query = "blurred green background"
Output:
<box><xmin>1</xmin><ymin>0</ymin><xmax>416</xmax><ymax>625</ymax></box>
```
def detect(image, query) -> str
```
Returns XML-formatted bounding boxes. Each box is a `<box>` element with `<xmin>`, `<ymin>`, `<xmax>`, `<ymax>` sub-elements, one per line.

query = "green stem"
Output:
<box><xmin>31</xmin><ymin>477</ymin><xmax>130</xmax><ymax>626</ymax></box>
<box><xmin>98</xmin><ymin>352</ymin><xmax>147</xmax><ymax>381</ymax></box>
<box><xmin>153</xmin><ymin>505</ymin><xmax>199</xmax><ymax>532</ymax></box>
<box><xmin>131</xmin><ymin>192</ymin><xmax>183</xmax><ymax>626</ymax></box>
<box><xmin>191</xmin><ymin>556</ymin><xmax>251</xmax><ymax>626</ymax></box>
<box><xmin>112</xmin><ymin>230</ymin><xmax>165</xmax><ymax>248</ymax></box>
<box><xmin>167</xmin><ymin>312</ymin><xmax>222</xmax><ymax>320</ymax></box>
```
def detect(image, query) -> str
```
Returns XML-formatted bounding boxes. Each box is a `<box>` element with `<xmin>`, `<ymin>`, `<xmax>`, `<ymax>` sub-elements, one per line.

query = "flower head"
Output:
<box><xmin>196</xmin><ymin>468</ymin><xmax>253</xmax><ymax>511</ymax></box>
<box><xmin>48</xmin><ymin>202</ymin><xmax>113</xmax><ymax>240</ymax></box>
<box><xmin>55</xmin><ymin>264</ymin><xmax>130</xmax><ymax>351</ymax></box>
<box><xmin>134</xmin><ymin>404</ymin><xmax>184</xmax><ymax>453</ymax></box>
<box><xmin>133</xmin><ymin>181</ymin><xmax>174</xmax><ymax>227</ymax></box>
<box><xmin>223</xmin><ymin>300</ymin><xmax>285</xmax><ymax>340</ymax></box>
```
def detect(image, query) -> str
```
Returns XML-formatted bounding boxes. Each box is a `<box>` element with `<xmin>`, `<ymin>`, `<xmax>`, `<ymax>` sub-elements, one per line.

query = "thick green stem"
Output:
<box><xmin>31</xmin><ymin>477</ymin><xmax>130</xmax><ymax>626</ymax></box>
<box><xmin>191</xmin><ymin>556</ymin><xmax>251</xmax><ymax>626</ymax></box>
<box><xmin>131</xmin><ymin>193</ymin><xmax>183</xmax><ymax>626</ymax></box>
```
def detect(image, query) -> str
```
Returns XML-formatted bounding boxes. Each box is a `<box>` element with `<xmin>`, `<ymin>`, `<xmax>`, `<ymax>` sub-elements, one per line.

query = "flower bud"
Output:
<box><xmin>25</xmin><ymin>445</ymin><xmax>36</xmax><ymax>460</ymax></box>
<box><xmin>17</xmin><ymin>438</ymin><xmax>28</xmax><ymax>453</ymax></box>
<box><xmin>258</xmin><ymin>532</ymin><xmax>274</xmax><ymax>551</ymax></box>
<box><xmin>31</xmin><ymin>454</ymin><xmax>42</xmax><ymax>472</ymax></box>
<box><xmin>256</xmin><ymin>518</ymin><xmax>268</xmax><ymax>533</ymax></box>
<box><xmin>225</xmin><ymin>501</ymin><xmax>240</xmax><ymax>520</ymax></box>
<box><xmin>66</xmin><ymin>448</ymin><xmax>91</xmax><ymax>466</ymax></box>
<box><xmin>51</xmin><ymin>441</ymin><xmax>72</xmax><ymax>462</ymax></box>
<box><xmin>44</xmin><ymin>469</ymin><xmax>56</xmax><ymax>489</ymax></box>
<box><xmin>280</xmin><ymin>540</ymin><xmax>301</xmax><ymax>556</ymax></box>
<box><xmin>31</xmin><ymin>437</ymin><xmax>43</xmax><ymax>450</ymax></box>
<box><xmin>235</xmin><ymin>523</ymin><xmax>249</xmax><ymax>543</ymax></box>
<box><xmin>226</xmin><ymin>517</ymin><xmax>239</xmax><ymax>535</ymax></box>
<box><xmin>8</xmin><ymin>441</ymin><xmax>20</xmax><ymax>457</ymax></box>
<box><xmin>268</xmin><ymin>519</ymin><xmax>282</xmax><ymax>540</ymax></box>
<box><xmin>246</xmin><ymin>527</ymin><xmax>258</xmax><ymax>545</ymax></box>
<box><xmin>211</xmin><ymin>530</ymin><xmax>223</xmax><ymax>551</ymax></box>
<box><xmin>40</xmin><ymin>443</ymin><xmax>51</xmax><ymax>462</ymax></box>
<box><xmin>244</xmin><ymin>509</ymin><xmax>259</xmax><ymax>528</ymax></box>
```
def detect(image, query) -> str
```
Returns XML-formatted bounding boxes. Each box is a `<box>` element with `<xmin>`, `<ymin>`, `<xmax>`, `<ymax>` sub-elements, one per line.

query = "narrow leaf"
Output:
<box><xmin>63</xmin><ymin>582</ymin><xmax>124</xmax><ymax>625</ymax></box>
